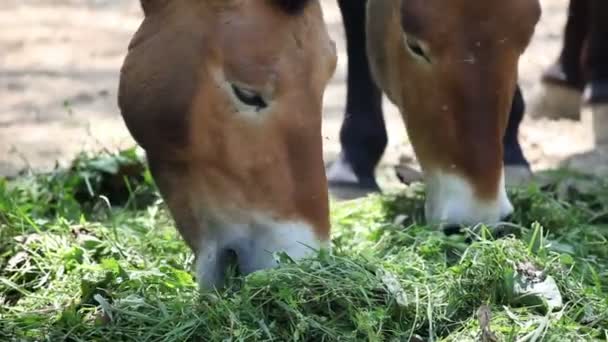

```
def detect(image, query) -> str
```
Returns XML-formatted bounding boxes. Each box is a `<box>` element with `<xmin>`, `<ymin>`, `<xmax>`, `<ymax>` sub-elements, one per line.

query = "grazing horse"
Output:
<box><xmin>331</xmin><ymin>0</ymin><xmax>541</xmax><ymax>227</ymax></box>
<box><xmin>530</xmin><ymin>0</ymin><xmax>608</xmax><ymax>145</ymax></box>
<box><xmin>328</xmin><ymin>0</ymin><xmax>535</xmax><ymax>202</ymax></box>
<box><xmin>118</xmin><ymin>0</ymin><xmax>337</xmax><ymax>288</ymax></box>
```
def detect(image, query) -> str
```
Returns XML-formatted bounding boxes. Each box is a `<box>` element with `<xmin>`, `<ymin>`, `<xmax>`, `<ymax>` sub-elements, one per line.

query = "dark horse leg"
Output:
<box><xmin>584</xmin><ymin>0</ymin><xmax>608</xmax><ymax>144</ymax></box>
<box><xmin>503</xmin><ymin>86</ymin><xmax>532</xmax><ymax>185</ymax></box>
<box><xmin>328</xmin><ymin>0</ymin><xmax>532</xmax><ymax>197</ymax></box>
<box><xmin>327</xmin><ymin>0</ymin><xmax>386</xmax><ymax>196</ymax></box>
<box><xmin>542</xmin><ymin>0</ymin><xmax>589</xmax><ymax>89</ymax></box>
<box><xmin>583</xmin><ymin>0</ymin><xmax>608</xmax><ymax>103</ymax></box>
<box><xmin>531</xmin><ymin>0</ymin><xmax>589</xmax><ymax>120</ymax></box>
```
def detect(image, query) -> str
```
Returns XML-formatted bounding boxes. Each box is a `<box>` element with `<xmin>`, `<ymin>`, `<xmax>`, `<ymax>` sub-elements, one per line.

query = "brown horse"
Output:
<box><xmin>118</xmin><ymin>0</ymin><xmax>337</xmax><ymax>288</ymax></box>
<box><xmin>365</xmin><ymin>0</ymin><xmax>541</xmax><ymax>227</ymax></box>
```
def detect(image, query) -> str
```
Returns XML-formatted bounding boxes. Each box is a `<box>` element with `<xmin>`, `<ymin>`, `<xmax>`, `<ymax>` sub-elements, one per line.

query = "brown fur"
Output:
<box><xmin>367</xmin><ymin>0</ymin><xmax>541</xmax><ymax>200</ymax></box>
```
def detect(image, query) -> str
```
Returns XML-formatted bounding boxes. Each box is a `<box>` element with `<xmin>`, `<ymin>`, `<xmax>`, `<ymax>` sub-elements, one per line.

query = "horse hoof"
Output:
<box><xmin>540</xmin><ymin>62</ymin><xmax>585</xmax><ymax>91</ymax></box>
<box><xmin>326</xmin><ymin>156</ymin><xmax>380</xmax><ymax>200</ymax></box>
<box><xmin>583</xmin><ymin>80</ymin><xmax>608</xmax><ymax>105</ymax></box>
<box><xmin>328</xmin><ymin>184</ymin><xmax>380</xmax><ymax>201</ymax></box>
<box><xmin>590</xmin><ymin>103</ymin><xmax>608</xmax><ymax>146</ymax></box>
<box><xmin>504</xmin><ymin>165</ymin><xmax>533</xmax><ymax>188</ymax></box>
<box><xmin>528</xmin><ymin>82</ymin><xmax>582</xmax><ymax>121</ymax></box>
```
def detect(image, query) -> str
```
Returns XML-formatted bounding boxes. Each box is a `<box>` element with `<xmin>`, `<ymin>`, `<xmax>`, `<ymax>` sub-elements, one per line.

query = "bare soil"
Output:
<box><xmin>1</xmin><ymin>0</ymin><xmax>606</xmax><ymax>187</ymax></box>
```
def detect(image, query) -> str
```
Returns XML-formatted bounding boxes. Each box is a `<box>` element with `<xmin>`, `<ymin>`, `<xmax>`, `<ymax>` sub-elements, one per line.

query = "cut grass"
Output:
<box><xmin>0</xmin><ymin>149</ymin><xmax>607</xmax><ymax>341</ymax></box>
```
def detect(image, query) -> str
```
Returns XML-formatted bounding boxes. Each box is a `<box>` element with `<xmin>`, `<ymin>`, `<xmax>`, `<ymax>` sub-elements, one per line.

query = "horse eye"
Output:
<box><xmin>405</xmin><ymin>36</ymin><xmax>431</xmax><ymax>63</ymax></box>
<box><xmin>231</xmin><ymin>84</ymin><xmax>267</xmax><ymax>110</ymax></box>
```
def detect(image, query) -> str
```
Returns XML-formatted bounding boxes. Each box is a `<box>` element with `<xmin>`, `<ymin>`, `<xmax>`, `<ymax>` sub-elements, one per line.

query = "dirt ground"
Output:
<box><xmin>1</xmin><ymin>0</ymin><xmax>607</xmax><ymax>188</ymax></box>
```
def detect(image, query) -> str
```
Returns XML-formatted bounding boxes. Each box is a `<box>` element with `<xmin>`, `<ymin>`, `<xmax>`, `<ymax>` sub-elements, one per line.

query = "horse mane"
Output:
<box><xmin>140</xmin><ymin>1</ymin><xmax>313</xmax><ymax>16</ymax></box>
<box><xmin>271</xmin><ymin>0</ymin><xmax>314</xmax><ymax>15</ymax></box>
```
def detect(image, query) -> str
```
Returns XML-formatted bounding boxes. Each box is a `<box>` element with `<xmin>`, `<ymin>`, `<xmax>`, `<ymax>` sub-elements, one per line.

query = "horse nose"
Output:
<box><xmin>442</xmin><ymin>224</ymin><xmax>463</xmax><ymax>236</ymax></box>
<box><xmin>194</xmin><ymin>220</ymin><xmax>327</xmax><ymax>289</ymax></box>
<box><xmin>424</xmin><ymin>171</ymin><xmax>513</xmax><ymax>227</ymax></box>
<box><xmin>441</xmin><ymin>209</ymin><xmax>514</xmax><ymax>236</ymax></box>
<box><xmin>229</xmin><ymin>223</ymin><xmax>326</xmax><ymax>276</ymax></box>
<box><xmin>195</xmin><ymin>242</ymin><xmax>271</xmax><ymax>290</ymax></box>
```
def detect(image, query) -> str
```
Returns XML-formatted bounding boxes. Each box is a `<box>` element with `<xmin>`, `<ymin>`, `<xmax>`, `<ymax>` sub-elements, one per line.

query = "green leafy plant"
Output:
<box><xmin>0</xmin><ymin>151</ymin><xmax>606</xmax><ymax>341</ymax></box>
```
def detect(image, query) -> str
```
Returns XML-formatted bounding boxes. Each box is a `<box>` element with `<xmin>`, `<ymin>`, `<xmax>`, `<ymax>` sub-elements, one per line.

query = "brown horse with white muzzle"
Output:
<box><xmin>366</xmin><ymin>0</ymin><xmax>541</xmax><ymax>228</ymax></box>
<box><xmin>118</xmin><ymin>0</ymin><xmax>337</xmax><ymax>288</ymax></box>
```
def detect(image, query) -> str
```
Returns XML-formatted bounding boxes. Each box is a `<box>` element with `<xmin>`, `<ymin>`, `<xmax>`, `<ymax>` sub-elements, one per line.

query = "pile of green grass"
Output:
<box><xmin>1</xmin><ymin>149</ymin><xmax>607</xmax><ymax>341</ymax></box>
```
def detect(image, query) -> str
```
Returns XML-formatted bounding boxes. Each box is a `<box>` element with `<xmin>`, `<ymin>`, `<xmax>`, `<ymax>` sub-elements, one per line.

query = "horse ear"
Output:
<box><xmin>271</xmin><ymin>0</ymin><xmax>314</xmax><ymax>15</ymax></box>
<box><xmin>139</xmin><ymin>0</ymin><xmax>170</xmax><ymax>16</ymax></box>
<box><xmin>139</xmin><ymin>0</ymin><xmax>240</xmax><ymax>16</ymax></box>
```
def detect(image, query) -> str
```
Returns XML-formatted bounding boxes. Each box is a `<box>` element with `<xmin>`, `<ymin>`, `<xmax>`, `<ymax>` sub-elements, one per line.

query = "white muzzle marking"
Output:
<box><xmin>195</xmin><ymin>214</ymin><xmax>326</xmax><ymax>289</ymax></box>
<box><xmin>424</xmin><ymin>169</ymin><xmax>513</xmax><ymax>227</ymax></box>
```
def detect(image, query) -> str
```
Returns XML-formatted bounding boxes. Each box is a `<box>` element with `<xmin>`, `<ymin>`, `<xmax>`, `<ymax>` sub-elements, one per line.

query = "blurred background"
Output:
<box><xmin>1</xmin><ymin>0</ymin><xmax>604</xmax><ymax>189</ymax></box>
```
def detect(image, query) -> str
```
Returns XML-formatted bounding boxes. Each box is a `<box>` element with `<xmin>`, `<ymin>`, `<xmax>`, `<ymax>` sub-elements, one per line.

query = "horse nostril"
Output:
<box><xmin>442</xmin><ymin>224</ymin><xmax>463</xmax><ymax>236</ymax></box>
<box><xmin>501</xmin><ymin>213</ymin><xmax>514</xmax><ymax>222</ymax></box>
<box><xmin>219</xmin><ymin>249</ymin><xmax>241</xmax><ymax>279</ymax></box>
